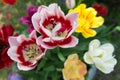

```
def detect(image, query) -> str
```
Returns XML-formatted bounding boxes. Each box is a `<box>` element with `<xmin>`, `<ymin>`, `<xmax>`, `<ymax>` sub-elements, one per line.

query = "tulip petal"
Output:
<box><xmin>48</xmin><ymin>3</ymin><xmax>64</xmax><ymax>18</ymax></box>
<box><xmin>89</xmin><ymin>39</ymin><xmax>100</xmax><ymax>50</ymax></box>
<box><xmin>100</xmin><ymin>43</ymin><xmax>114</xmax><ymax>55</ymax></box>
<box><xmin>93</xmin><ymin>58</ymin><xmax>107</xmax><ymax>72</ymax></box>
<box><xmin>9</xmin><ymin>37</ymin><xmax>20</xmax><ymax>47</ymax></box>
<box><xmin>91</xmin><ymin>17</ymin><xmax>104</xmax><ymax>28</ymax></box>
<box><xmin>17</xmin><ymin>35</ymin><xmax>26</xmax><ymax>44</ymax></box>
<box><xmin>1</xmin><ymin>25</ymin><xmax>14</xmax><ymax>41</ymax></box>
<box><xmin>66</xmin><ymin>12</ymin><xmax>78</xmax><ymax>37</ymax></box>
<box><xmin>29</xmin><ymin>30</ymin><xmax>37</xmax><ymax>40</ymax></box>
<box><xmin>83</xmin><ymin>52</ymin><xmax>94</xmax><ymax>64</ymax></box>
<box><xmin>32</xmin><ymin>12</ymin><xmax>41</xmax><ymax>33</ymax></box>
<box><xmin>17</xmin><ymin>63</ymin><xmax>36</xmax><ymax>71</ymax></box>
<box><xmin>93</xmin><ymin>58</ymin><xmax>114</xmax><ymax>74</ymax></box>
<box><xmin>37</xmin><ymin>36</ymin><xmax>57</xmax><ymax>49</ymax></box>
<box><xmin>105</xmin><ymin>58</ymin><xmax>117</xmax><ymax>68</ymax></box>
<box><xmin>7</xmin><ymin>47</ymin><xmax>21</xmax><ymax>63</ymax></box>
<box><xmin>58</xmin><ymin>36</ymin><xmax>78</xmax><ymax>48</ymax></box>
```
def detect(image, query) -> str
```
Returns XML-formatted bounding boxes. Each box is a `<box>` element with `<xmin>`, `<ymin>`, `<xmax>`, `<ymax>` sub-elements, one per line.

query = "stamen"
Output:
<box><xmin>47</xmin><ymin>23</ymin><xmax>57</xmax><ymax>31</ymax></box>
<box><xmin>57</xmin><ymin>30</ymin><xmax>67</xmax><ymax>37</ymax></box>
<box><xmin>23</xmin><ymin>44</ymin><xmax>42</xmax><ymax>62</ymax></box>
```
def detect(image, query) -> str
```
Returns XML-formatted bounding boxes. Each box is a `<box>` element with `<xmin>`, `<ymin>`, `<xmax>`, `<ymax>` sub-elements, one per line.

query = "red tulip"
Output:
<box><xmin>0</xmin><ymin>24</ymin><xmax>14</xmax><ymax>69</ymax></box>
<box><xmin>92</xmin><ymin>4</ymin><xmax>108</xmax><ymax>16</ymax></box>
<box><xmin>2</xmin><ymin>0</ymin><xmax>17</xmax><ymax>5</ymax></box>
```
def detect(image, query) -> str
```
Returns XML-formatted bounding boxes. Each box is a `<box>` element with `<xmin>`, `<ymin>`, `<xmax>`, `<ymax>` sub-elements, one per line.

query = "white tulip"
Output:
<box><xmin>84</xmin><ymin>39</ymin><xmax>117</xmax><ymax>74</ymax></box>
<box><xmin>65</xmin><ymin>0</ymin><xmax>76</xmax><ymax>9</ymax></box>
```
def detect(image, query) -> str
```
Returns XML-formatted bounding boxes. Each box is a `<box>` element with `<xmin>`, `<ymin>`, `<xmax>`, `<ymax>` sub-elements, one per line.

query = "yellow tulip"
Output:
<box><xmin>69</xmin><ymin>4</ymin><xmax>104</xmax><ymax>38</ymax></box>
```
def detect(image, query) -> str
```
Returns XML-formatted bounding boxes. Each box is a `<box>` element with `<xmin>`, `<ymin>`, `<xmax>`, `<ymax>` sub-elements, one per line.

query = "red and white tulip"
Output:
<box><xmin>32</xmin><ymin>3</ymin><xmax>78</xmax><ymax>49</ymax></box>
<box><xmin>7</xmin><ymin>30</ymin><xmax>46</xmax><ymax>71</ymax></box>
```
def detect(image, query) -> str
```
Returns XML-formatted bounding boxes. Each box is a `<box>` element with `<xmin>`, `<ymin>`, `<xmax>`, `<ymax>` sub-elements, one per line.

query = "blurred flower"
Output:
<box><xmin>8</xmin><ymin>71</ymin><xmax>25</xmax><ymax>80</ymax></box>
<box><xmin>19</xmin><ymin>5</ymin><xmax>38</xmax><ymax>33</ymax></box>
<box><xmin>69</xmin><ymin>4</ymin><xmax>104</xmax><ymax>38</ymax></box>
<box><xmin>84</xmin><ymin>39</ymin><xmax>117</xmax><ymax>74</ymax></box>
<box><xmin>0</xmin><ymin>14</ymin><xmax>4</xmax><ymax>26</ymax></box>
<box><xmin>5</xmin><ymin>13</ymin><xmax>11</xmax><ymax>20</ymax></box>
<box><xmin>27</xmin><ymin>26</ymin><xmax>35</xmax><ymax>33</ymax></box>
<box><xmin>8</xmin><ymin>30</ymin><xmax>46</xmax><ymax>71</ymax></box>
<box><xmin>0</xmin><ymin>25</ymin><xmax>14</xmax><ymax>69</ymax></box>
<box><xmin>92</xmin><ymin>4</ymin><xmax>108</xmax><ymax>16</ymax></box>
<box><xmin>62</xmin><ymin>54</ymin><xmax>87</xmax><ymax>80</ymax></box>
<box><xmin>32</xmin><ymin>3</ymin><xmax>78</xmax><ymax>49</ymax></box>
<box><xmin>65</xmin><ymin>0</ymin><xmax>76</xmax><ymax>9</ymax></box>
<box><xmin>1</xmin><ymin>0</ymin><xmax>17</xmax><ymax>5</ymax></box>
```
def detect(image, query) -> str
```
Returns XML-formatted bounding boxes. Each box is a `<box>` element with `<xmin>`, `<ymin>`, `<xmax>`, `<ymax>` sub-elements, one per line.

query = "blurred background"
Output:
<box><xmin>0</xmin><ymin>0</ymin><xmax>120</xmax><ymax>80</ymax></box>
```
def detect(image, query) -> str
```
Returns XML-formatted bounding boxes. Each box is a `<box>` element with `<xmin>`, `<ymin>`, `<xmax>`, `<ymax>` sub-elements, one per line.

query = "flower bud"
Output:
<box><xmin>66</xmin><ymin>0</ymin><xmax>76</xmax><ymax>9</ymax></box>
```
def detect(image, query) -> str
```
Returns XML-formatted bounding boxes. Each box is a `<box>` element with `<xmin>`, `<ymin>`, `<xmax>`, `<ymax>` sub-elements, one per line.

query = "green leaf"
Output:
<box><xmin>57</xmin><ymin>47</ymin><xmax>65</xmax><ymax>62</ymax></box>
<box><xmin>51</xmin><ymin>71</ymin><xmax>60</xmax><ymax>80</ymax></box>
<box><xmin>36</xmin><ymin>58</ymin><xmax>47</xmax><ymax>71</ymax></box>
<box><xmin>37</xmin><ymin>0</ymin><xmax>41</xmax><ymax>3</ymax></box>
<box><xmin>57</xmin><ymin>52</ymin><xmax>65</xmax><ymax>62</ymax></box>
<box><xmin>44</xmin><ymin>65</ymin><xmax>55</xmax><ymax>71</ymax></box>
<box><xmin>115</xmin><ymin>26</ymin><xmax>120</xmax><ymax>31</ymax></box>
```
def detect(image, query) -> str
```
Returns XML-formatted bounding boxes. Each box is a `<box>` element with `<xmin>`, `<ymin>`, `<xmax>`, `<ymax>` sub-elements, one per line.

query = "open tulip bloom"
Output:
<box><xmin>5</xmin><ymin>2</ymin><xmax>117</xmax><ymax>80</ymax></box>
<box><xmin>8</xmin><ymin>30</ymin><xmax>46</xmax><ymax>71</ymax></box>
<box><xmin>84</xmin><ymin>39</ymin><xmax>117</xmax><ymax>74</ymax></box>
<box><xmin>32</xmin><ymin>3</ymin><xmax>78</xmax><ymax>49</ymax></box>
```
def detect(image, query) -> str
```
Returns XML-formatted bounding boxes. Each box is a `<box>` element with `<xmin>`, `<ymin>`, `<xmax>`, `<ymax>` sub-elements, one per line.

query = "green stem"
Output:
<box><xmin>57</xmin><ymin>47</ymin><xmax>65</xmax><ymax>62</ymax></box>
<box><xmin>104</xmin><ymin>28</ymin><xmax>116</xmax><ymax>37</ymax></box>
<box><xmin>56</xmin><ymin>68</ymin><xmax>62</xmax><ymax>72</ymax></box>
<box><xmin>77</xmin><ymin>0</ymin><xmax>83</xmax><ymax>6</ymax></box>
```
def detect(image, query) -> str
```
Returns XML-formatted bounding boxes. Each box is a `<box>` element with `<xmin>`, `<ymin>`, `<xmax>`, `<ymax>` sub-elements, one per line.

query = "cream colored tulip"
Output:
<box><xmin>84</xmin><ymin>39</ymin><xmax>117</xmax><ymax>74</ymax></box>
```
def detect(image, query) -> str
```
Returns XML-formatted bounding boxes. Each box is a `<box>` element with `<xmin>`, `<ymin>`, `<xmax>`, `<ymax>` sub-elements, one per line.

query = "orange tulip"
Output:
<box><xmin>62</xmin><ymin>54</ymin><xmax>87</xmax><ymax>80</ymax></box>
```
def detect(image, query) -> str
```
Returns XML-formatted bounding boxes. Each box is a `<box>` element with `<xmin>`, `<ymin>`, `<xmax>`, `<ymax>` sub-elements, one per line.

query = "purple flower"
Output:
<box><xmin>8</xmin><ymin>72</ymin><xmax>25</xmax><ymax>80</ymax></box>
<box><xmin>27</xmin><ymin>5</ymin><xmax>38</xmax><ymax>17</ymax></box>
<box><xmin>27</xmin><ymin>25</ymin><xmax>35</xmax><ymax>34</ymax></box>
<box><xmin>19</xmin><ymin>5</ymin><xmax>37</xmax><ymax>33</ymax></box>
<box><xmin>19</xmin><ymin>16</ymin><xmax>31</xmax><ymax>25</ymax></box>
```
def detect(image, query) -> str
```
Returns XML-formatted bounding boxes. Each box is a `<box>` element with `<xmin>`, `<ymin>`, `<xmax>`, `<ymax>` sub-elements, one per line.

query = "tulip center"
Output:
<box><xmin>23</xmin><ymin>44</ymin><xmax>41</xmax><ymax>62</ymax></box>
<box><xmin>43</xmin><ymin>17</ymin><xmax>72</xmax><ymax>38</ymax></box>
<box><xmin>47</xmin><ymin>22</ymin><xmax>68</xmax><ymax>37</ymax></box>
<box><xmin>47</xmin><ymin>23</ymin><xmax>57</xmax><ymax>31</ymax></box>
<box><xmin>97</xmin><ymin>54</ymin><xmax>103</xmax><ymax>58</ymax></box>
<box><xmin>57</xmin><ymin>30</ymin><xmax>68</xmax><ymax>37</ymax></box>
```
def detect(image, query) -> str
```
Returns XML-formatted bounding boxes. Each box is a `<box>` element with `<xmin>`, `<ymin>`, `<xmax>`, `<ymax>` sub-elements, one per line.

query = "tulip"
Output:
<box><xmin>0</xmin><ymin>25</ymin><xmax>14</xmax><ymax>69</ymax></box>
<box><xmin>84</xmin><ymin>39</ymin><xmax>117</xmax><ymax>74</ymax></box>
<box><xmin>8</xmin><ymin>30</ymin><xmax>46</xmax><ymax>71</ymax></box>
<box><xmin>66</xmin><ymin>0</ymin><xmax>76</xmax><ymax>9</ymax></box>
<box><xmin>69</xmin><ymin>4</ymin><xmax>104</xmax><ymax>38</ymax></box>
<box><xmin>32</xmin><ymin>3</ymin><xmax>78</xmax><ymax>49</ymax></box>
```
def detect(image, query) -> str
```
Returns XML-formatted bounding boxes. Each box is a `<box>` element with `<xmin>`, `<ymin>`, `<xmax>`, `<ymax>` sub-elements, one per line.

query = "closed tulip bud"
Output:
<box><xmin>66</xmin><ymin>0</ymin><xmax>76</xmax><ymax>9</ymax></box>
